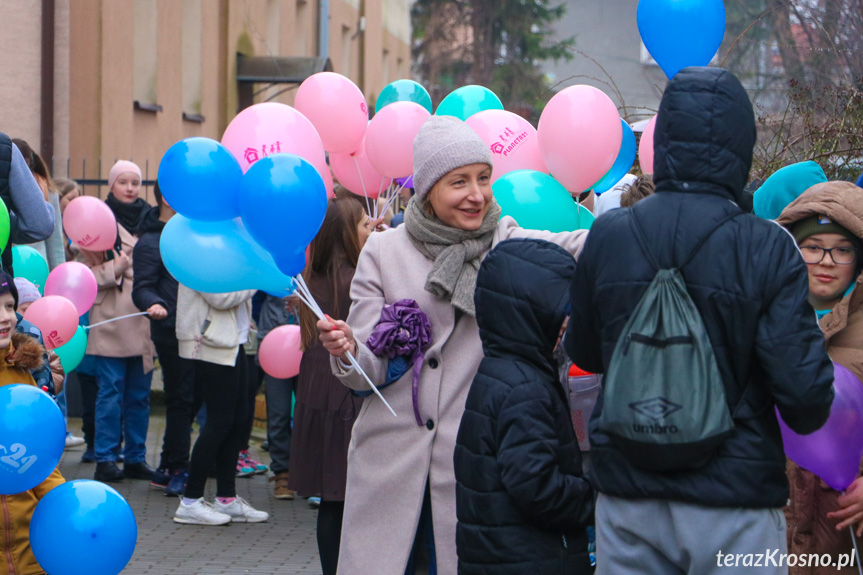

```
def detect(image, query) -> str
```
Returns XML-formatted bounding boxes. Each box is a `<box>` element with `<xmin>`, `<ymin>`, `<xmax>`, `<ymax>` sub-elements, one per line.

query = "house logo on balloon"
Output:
<box><xmin>243</xmin><ymin>141</ymin><xmax>284</xmax><ymax>167</ymax></box>
<box><xmin>490</xmin><ymin>126</ymin><xmax>529</xmax><ymax>158</ymax></box>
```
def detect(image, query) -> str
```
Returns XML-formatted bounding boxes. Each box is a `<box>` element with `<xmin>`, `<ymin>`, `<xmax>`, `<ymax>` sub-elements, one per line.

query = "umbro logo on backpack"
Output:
<box><xmin>628</xmin><ymin>397</ymin><xmax>682</xmax><ymax>421</ymax></box>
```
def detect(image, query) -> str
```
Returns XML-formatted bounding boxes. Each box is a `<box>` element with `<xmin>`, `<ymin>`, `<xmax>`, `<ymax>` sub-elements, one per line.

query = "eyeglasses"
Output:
<box><xmin>799</xmin><ymin>245</ymin><xmax>858</xmax><ymax>265</ymax></box>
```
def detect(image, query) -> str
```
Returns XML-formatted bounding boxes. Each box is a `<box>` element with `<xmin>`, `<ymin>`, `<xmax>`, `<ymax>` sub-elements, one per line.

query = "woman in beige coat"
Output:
<box><xmin>318</xmin><ymin>116</ymin><xmax>589</xmax><ymax>575</ymax></box>
<box><xmin>78</xmin><ymin>160</ymin><xmax>155</xmax><ymax>484</ymax></box>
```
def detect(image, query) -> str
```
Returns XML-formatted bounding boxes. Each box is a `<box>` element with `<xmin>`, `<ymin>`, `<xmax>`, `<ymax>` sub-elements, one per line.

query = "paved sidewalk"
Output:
<box><xmin>60</xmin><ymin>411</ymin><xmax>323</xmax><ymax>575</ymax></box>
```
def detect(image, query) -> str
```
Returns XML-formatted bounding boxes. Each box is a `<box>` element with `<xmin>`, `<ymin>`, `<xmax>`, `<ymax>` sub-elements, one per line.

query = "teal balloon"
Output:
<box><xmin>575</xmin><ymin>203</ymin><xmax>595</xmax><ymax>230</ymax></box>
<box><xmin>12</xmin><ymin>246</ymin><xmax>49</xmax><ymax>294</ymax></box>
<box><xmin>54</xmin><ymin>326</ymin><xmax>88</xmax><ymax>372</ymax></box>
<box><xmin>376</xmin><ymin>80</ymin><xmax>433</xmax><ymax>114</ymax></box>
<box><xmin>493</xmin><ymin>170</ymin><xmax>584</xmax><ymax>233</ymax></box>
<box><xmin>435</xmin><ymin>85</ymin><xmax>503</xmax><ymax>121</ymax></box>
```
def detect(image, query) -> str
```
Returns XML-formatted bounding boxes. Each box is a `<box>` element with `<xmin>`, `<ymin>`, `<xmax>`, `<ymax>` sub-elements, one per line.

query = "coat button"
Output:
<box><xmin>426</xmin><ymin>419</ymin><xmax>435</xmax><ymax>430</ymax></box>
<box><xmin>429</xmin><ymin>358</ymin><xmax>439</xmax><ymax>369</ymax></box>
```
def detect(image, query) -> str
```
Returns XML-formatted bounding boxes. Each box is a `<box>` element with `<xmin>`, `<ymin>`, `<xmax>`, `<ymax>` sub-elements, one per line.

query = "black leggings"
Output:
<box><xmin>317</xmin><ymin>500</ymin><xmax>345</xmax><ymax>575</ymax></box>
<box><xmin>185</xmin><ymin>348</ymin><xmax>249</xmax><ymax>499</ymax></box>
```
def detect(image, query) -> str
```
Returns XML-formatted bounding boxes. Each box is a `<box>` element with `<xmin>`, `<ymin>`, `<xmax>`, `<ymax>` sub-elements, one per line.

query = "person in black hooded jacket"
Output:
<box><xmin>132</xmin><ymin>183</ymin><xmax>197</xmax><ymax>495</ymax></box>
<box><xmin>455</xmin><ymin>238</ymin><xmax>594</xmax><ymax>575</ymax></box>
<box><xmin>565</xmin><ymin>67</ymin><xmax>834</xmax><ymax>574</ymax></box>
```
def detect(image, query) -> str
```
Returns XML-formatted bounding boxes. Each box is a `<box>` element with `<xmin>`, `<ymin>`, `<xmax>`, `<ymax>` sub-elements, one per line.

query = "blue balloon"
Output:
<box><xmin>240</xmin><ymin>153</ymin><xmax>327</xmax><ymax>276</ymax></box>
<box><xmin>30</xmin><ymin>480</ymin><xmax>137</xmax><ymax>575</ymax></box>
<box><xmin>158</xmin><ymin>137</ymin><xmax>243</xmax><ymax>221</ymax></box>
<box><xmin>593</xmin><ymin>120</ymin><xmax>637</xmax><ymax>194</ymax></box>
<box><xmin>637</xmin><ymin>0</ymin><xmax>726</xmax><ymax>79</ymax></box>
<box><xmin>0</xmin><ymin>384</ymin><xmax>65</xmax><ymax>495</ymax></box>
<box><xmin>160</xmin><ymin>215</ymin><xmax>295</xmax><ymax>294</ymax></box>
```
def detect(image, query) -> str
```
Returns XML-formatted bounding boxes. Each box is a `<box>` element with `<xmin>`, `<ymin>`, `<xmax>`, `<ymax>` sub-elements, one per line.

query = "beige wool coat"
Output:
<box><xmin>77</xmin><ymin>223</ymin><xmax>154</xmax><ymax>372</ymax></box>
<box><xmin>330</xmin><ymin>215</ymin><xmax>588</xmax><ymax>575</ymax></box>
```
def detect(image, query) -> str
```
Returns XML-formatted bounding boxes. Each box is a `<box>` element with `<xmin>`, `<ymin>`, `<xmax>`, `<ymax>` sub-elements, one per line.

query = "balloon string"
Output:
<box><xmin>851</xmin><ymin>526</ymin><xmax>862</xmax><ymax>575</ymax></box>
<box><xmin>291</xmin><ymin>275</ymin><xmax>396</xmax><ymax>417</ymax></box>
<box><xmin>84</xmin><ymin>311</ymin><xmax>149</xmax><ymax>329</ymax></box>
<box><xmin>352</xmin><ymin>155</ymin><xmax>373</xmax><ymax>219</ymax></box>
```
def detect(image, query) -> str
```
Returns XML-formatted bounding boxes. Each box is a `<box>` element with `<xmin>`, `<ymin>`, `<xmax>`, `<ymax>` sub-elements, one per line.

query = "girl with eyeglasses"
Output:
<box><xmin>777</xmin><ymin>181</ymin><xmax>863</xmax><ymax>575</ymax></box>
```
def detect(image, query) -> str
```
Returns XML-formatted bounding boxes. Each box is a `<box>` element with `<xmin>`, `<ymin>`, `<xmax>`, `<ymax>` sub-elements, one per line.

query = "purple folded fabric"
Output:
<box><xmin>366</xmin><ymin>299</ymin><xmax>433</xmax><ymax>425</ymax></box>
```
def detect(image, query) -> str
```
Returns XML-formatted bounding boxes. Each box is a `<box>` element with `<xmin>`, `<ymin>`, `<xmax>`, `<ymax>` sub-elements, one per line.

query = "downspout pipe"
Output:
<box><xmin>319</xmin><ymin>0</ymin><xmax>329</xmax><ymax>59</ymax></box>
<box><xmin>41</xmin><ymin>0</ymin><xmax>55</xmax><ymax>171</ymax></box>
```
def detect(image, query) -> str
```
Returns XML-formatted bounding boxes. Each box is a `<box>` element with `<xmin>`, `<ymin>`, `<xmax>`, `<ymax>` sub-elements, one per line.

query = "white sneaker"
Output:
<box><xmin>64</xmin><ymin>435</ymin><xmax>85</xmax><ymax>449</ymax></box>
<box><xmin>213</xmin><ymin>497</ymin><xmax>269</xmax><ymax>523</ymax></box>
<box><xmin>173</xmin><ymin>498</ymin><xmax>232</xmax><ymax>526</ymax></box>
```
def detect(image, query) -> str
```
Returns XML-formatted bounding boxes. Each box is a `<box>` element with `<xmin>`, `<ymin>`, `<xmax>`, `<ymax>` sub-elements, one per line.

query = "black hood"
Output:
<box><xmin>474</xmin><ymin>239</ymin><xmax>574</xmax><ymax>376</ymax></box>
<box><xmin>653</xmin><ymin>67</ymin><xmax>755</xmax><ymax>205</ymax></box>
<box><xmin>137</xmin><ymin>204</ymin><xmax>164</xmax><ymax>235</ymax></box>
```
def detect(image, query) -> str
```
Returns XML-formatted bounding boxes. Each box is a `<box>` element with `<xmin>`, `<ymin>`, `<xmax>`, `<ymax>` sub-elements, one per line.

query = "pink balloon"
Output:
<box><xmin>295</xmin><ymin>72</ymin><xmax>369</xmax><ymax>154</ymax></box>
<box><xmin>259</xmin><ymin>325</ymin><xmax>303</xmax><ymax>379</ymax></box>
<box><xmin>366</xmin><ymin>101</ymin><xmax>431</xmax><ymax>178</ymax></box>
<box><xmin>778</xmin><ymin>362</ymin><xmax>863</xmax><ymax>491</ymax></box>
<box><xmin>44</xmin><ymin>262</ymin><xmax>98</xmax><ymax>315</ymax></box>
<box><xmin>62</xmin><ymin>196</ymin><xmax>117</xmax><ymax>252</ymax></box>
<box><xmin>23</xmin><ymin>296</ymin><xmax>78</xmax><ymax>350</ymax></box>
<box><xmin>466</xmin><ymin>110</ymin><xmax>547</xmax><ymax>183</ymax></box>
<box><xmin>221</xmin><ymin>102</ymin><xmax>329</xmax><ymax>185</ymax></box>
<box><xmin>331</xmin><ymin>137</ymin><xmax>393</xmax><ymax>199</ymax></box>
<box><xmin>538</xmin><ymin>85</ymin><xmax>622</xmax><ymax>193</ymax></box>
<box><xmin>638</xmin><ymin>115</ymin><xmax>658</xmax><ymax>175</ymax></box>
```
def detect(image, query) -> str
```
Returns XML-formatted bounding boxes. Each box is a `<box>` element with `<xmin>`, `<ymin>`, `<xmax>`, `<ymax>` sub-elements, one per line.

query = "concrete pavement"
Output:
<box><xmin>60</xmin><ymin>410</ymin><xmax>324</xmax><ymax>575</ymax></box>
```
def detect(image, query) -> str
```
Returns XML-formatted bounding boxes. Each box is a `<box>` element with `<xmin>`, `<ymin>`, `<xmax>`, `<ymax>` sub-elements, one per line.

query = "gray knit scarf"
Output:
<box><xmin>403</xmin><ymin>196</ymin><xmax>502</xmax><ymax>317</ymax></box>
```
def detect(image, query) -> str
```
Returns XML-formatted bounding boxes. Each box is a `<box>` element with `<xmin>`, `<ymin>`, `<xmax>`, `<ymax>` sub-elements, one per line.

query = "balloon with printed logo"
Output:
<box><xmin>259</xmin><ymin>325</ymin><xmax>303</xmax><ymax>379</ymax></box>
<box><xmin>777</xmin><ymin>362</ymin><xmax>863</xmax><ymax>491</ymax></box>
<box><xmin>44</xmin><ymin>262</ymin><xmax>98</xmax><ymax>315</ymax></box>
<box><xmin>365</xmin><ymin>102</ymin><xmax>430</xmax><ymax>178</ymax></box>
<box><xmin>466</xmin><ymin>109</ymin><xmax>547</xmax><ymax>184</ymax></box>
<box><xmin>63</xmin><ymin>196</ymin><xmax>117</xmax><ymax>252</ymax></box>
<box><xmin>240</xmin><ymin>153</ymin><xmax>328</xmax><ymax>276</ymax></box>
<box><xmin>538</xmin><ymin>85</ymin><xmax>622</xmax><ymax>195</ymax></box>
<box><xmin>593</xmin><ymin>119</ymin><xmax>637</xmax><ymax>193</ymax></box>
<box><xmin>30</xmin><ymin>480</ymin><xmax>137</xmax><ymax>575</ymax></box>
<box><xmin>12</xmin><ymin>246</ymin><xmax>49</xmax><ymax>295</ymax></box>
<box><xmin>376</xmin><ymin>80</ymin><xmax>434</xmax><ymax>114</ymax></box>
<box><xmin>435</xmin><ymin>85</ymin><xmax>504</xmax><ymax>121</ymax></box>
<box><xmin>0</xmin><ymin>384</ymin><xmax>65</xmax><ymax>495</ymax></box>
<box><xmin>493</xmin><ymin>170</ymin><xmax>584</xmax><ymax>233</ymax></box>
<box><xmin>637</xmin><ymin>0</ymin><xmax>726</xmax><ymax>79</ymax></box>
<box><xmin>22</xmin><ymin>296</ymin><xmax>79</xmax><ymax>350</ymax></box>
<box><xmin>53</xmin><ymin>326</ymin><xmax>88</xmax><ymax>372</ymax></box>
<box><xmin>638</xmin><ymin>114</ymin><xmax>658</xmax><ymax>175</ymax></box>
<box><xmin>221</xmin><ymin>102</ymin><xmax>329</xmax><ymax>188</ymax></box>
<box><xmin>330</xmin><ymin>136</ymin><xmax>392</xmax><ymax>199</ymax></box>
<box><xmin>295</xmin><ymin>72</ymin><xmax>369</xmax><ymax>154</ymax></box>
<box><xmin>160</xmin><ymin>215</ymin><xmax>295</xmax><ymax>294</ymax></box>
<box><xmin>157</xmin><ymin>138</ymin><xmax>243</xmax><ymax>221</ymax></box>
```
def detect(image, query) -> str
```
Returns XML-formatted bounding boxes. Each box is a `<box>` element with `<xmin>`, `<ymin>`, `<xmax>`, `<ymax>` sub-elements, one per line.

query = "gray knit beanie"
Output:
<box><xmin>413</xmin><ymin>115</ymin><xmax>493</xmax><ymax>200</ymax></box>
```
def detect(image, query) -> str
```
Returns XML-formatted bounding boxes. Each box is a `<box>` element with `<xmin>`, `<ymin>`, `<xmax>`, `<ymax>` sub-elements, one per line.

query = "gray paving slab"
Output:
<box><xmin>60</xmin><ymin>410</ymin><xmax>323</xmax><ymax>575</ymax></box>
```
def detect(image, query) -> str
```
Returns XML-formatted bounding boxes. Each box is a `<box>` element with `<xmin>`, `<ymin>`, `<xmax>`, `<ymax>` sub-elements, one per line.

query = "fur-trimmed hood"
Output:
<box><xmin>3</xmin><ymin>332</ymin><xmax>46</xmax><ymax>373</ymax></box>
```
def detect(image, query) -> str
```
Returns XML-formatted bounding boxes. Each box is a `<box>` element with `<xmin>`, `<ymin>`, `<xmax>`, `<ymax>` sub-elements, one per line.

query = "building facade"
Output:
<box><xmin>0</xmin><ymin>0</ymin><xmax>411</xmax><ymax>199</ymax></box>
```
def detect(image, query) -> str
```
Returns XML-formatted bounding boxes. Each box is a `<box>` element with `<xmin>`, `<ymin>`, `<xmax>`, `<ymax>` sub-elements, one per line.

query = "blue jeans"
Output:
<box><xmin>94</xmin><ymin>356</ymin><xmax>153</xmax><ymax>464</ymax></box>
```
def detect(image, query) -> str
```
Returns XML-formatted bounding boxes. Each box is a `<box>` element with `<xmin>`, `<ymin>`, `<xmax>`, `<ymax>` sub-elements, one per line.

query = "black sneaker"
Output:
<box><xmin>123</xmin><ymin>461</ymin><xmax>156</xmax><ymax>481</ymax></box>
<box><xmin>164</xmin><ymin>470</ymin><xmax>188</xmax><ymax>497</ymax></box>
<box><xmin>261</xmin><ymin>441</ymin><xmax>269</xmax><ymax>452</ymax></box>
<box><xmin>94</xmin><ymin>461</ymin><xmax>124</xmax><ymax>482</ymax></box>
<box><xmin>151</xmin><ymin>467</ymin><xmax>170</xmax><ymax>490</ymax></box>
